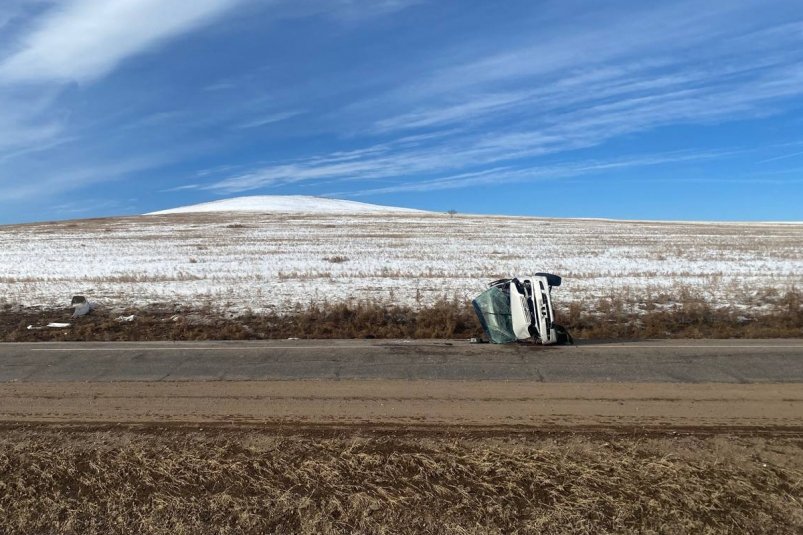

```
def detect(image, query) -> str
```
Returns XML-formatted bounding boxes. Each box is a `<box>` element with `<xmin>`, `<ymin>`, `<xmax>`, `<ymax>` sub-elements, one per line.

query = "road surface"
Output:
<box><xmin>1</xmin><ymin>339</ymin><xmax>801</xmax><ymax>382</ymax></box>
<box><xmin>1</xmin><ymin>339</ymin><xmax>801</xmax><ymax>431</ymax></box>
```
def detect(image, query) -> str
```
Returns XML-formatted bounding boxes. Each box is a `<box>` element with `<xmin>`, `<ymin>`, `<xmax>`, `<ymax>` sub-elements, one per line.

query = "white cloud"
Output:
<box><xmin>206</xmin><ymin>103</ymin><xmax>737</xmax><ymax>194</ymax></box>
<box><xmin>0</xmin><ymin>151</ymin><xmax>182</xmax><ymax>201</ymax></box>
<box><xmin>0</xmin><ymin>86</ymin><xmax>66</xmax><ymax>153</ymax></box>
<box><xmin>235</xmin><ymin>110</ymin><xmax>305</xmax><ymax>129</ymax></box>
<box><xmin>758</xmin><ymin>149</ymin><xmax>803</xmax><ymax>164</ymax></box>
<box><xmin>326</xmin><ymin>0</ymin><xmax>421</xmax><ymax>22</ymax></box>
<box><xmin>370</xmin><ymin>12</ymin><xmax>803</xmax><ymax>134</ymax></box>
<box><xmin>161</xmin><ymin>183</ymin><xmax>202</xmax><ymax>193</ymax></box>
<box><xmin>260</xmin><ymin>0</ymin><xmax>420</xmax><ymax>24</ymax></box>
<box><xmin>374</xmin><ymin>92</ymin><xmax>530</xmax><ymax>132</ymax></box>
<box><xmin>0</xmin><ymin>0</ymin><xmax>243</xmax><ymax>83</ymax></box>
<box><xmin>218</xmin><ymin>1</ymin><xmax>801</xmax><ymax>198</ymax></box>
<box><xmin>336</xmin><ymin>151</ymin><xmax>733</xmax><ymax>197</ymax></box>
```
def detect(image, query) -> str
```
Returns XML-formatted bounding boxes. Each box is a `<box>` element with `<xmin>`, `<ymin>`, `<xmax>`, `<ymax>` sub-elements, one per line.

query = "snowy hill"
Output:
<box><xmin>147</xmin><ymin>195</ymin><xmax>427</xmax><ymax>215</ymax></box>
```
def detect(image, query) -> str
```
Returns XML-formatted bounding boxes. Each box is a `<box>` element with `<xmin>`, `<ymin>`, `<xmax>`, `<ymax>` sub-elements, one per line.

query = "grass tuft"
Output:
<box><xmin>324</xmin><ymin>255</ymin><xmax>349</xmax><ymax>264</ymax></box>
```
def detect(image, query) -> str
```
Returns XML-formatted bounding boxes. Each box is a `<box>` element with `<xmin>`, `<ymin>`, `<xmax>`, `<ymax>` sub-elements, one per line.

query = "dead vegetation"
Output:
<box><xmin>563</xmin><ymin>287</ymin><xmax>803</xmax><ymax>339</ymax></box>
<box><xmin>0</xmin><ymin>426</ymin><xmax>800</xmax><ymax>534</ymax></box>
<box><xmin>1</xmin><ymin>289</ymin><xmax>800</xmax><ymax>342</ymax></box>
<box><xmin>0</xmin><ymin>298</ymin><xmax>478</xmax><ymax>341</ymax></box>
<box><xmin>324</xmin><ymin>255</ymin><xmax>349</xmax><ymax>263</ymax></box>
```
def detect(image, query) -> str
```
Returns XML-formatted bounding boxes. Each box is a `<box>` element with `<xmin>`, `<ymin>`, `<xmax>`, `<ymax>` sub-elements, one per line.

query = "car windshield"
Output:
<box><xmin>472</xmin><ymin>286</ymin><xmax>517</xmax><ymax>344</ymax></box>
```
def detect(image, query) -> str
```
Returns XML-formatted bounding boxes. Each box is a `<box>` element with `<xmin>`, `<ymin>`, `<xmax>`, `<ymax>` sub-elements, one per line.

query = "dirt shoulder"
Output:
<box><xmin>3</xmin><ymin>372</ymin><xmax>802</xmax><ymax>533</ymax></box>
<box><xmin>3</xmin><ymin>380</ymin><xmax>801</xmax><ymax>431</ymax></box>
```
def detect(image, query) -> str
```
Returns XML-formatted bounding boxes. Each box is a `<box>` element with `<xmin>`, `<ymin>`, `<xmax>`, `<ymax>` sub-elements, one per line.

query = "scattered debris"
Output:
<box><xmin>27</xmin><ymin>322</ymin><xmax>71</xmax><ymax>330</ymax></box>
<box><xmin>472</xmin><ymin>273</ymin><xmax>572</xmax><ymax>345</ymax></box>
<box><xmin>115</xmin><ymin>315</ymin><xmax>136</xmax><ymax>322</ymax></box>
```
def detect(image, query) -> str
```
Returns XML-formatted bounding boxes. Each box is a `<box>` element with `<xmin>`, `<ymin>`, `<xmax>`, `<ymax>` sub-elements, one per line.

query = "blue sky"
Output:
<box><xmin>1</xmin><ymin>0</ymin><xmax>802</xmax><ymax>224</ymax></box>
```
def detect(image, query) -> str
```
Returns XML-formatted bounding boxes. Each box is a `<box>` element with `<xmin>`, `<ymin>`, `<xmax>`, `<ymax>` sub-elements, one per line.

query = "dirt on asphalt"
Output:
<box><xmin>2</xmin><ymin>380</ymin><xmax>801</xmax><ymax>431</ymax></box>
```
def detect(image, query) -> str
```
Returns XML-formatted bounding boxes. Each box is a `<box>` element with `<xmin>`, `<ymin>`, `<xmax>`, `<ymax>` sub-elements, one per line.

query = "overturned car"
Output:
<box><xmin>472</xmin><ymin>273</ymin><xmax>572</xmax><ymax>345</ymax></box>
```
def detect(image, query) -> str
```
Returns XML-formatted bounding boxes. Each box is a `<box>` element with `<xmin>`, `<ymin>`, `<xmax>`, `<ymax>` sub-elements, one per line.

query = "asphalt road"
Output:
<box><xmin>1</xmin><ymin>339</ymin><xmax>801</xmax><ymax>383</ymax></box>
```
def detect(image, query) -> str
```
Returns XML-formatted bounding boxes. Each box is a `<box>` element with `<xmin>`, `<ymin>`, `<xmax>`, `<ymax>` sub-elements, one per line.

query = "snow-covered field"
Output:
<box><xmin>0</xmin><ymin>204</ymin><xmax>800</xmax><ymax>313</ymax></box>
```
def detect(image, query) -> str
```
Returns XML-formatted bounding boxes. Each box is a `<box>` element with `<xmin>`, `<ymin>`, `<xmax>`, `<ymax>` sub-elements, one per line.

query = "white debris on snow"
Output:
<box><xmin>27</xmin><ymin>323</ymin><xmax>71</xmax><ymax>330</ymax></box>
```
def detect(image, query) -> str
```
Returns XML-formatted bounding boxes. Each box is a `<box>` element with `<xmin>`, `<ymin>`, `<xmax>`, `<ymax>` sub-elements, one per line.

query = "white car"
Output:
<box><xmin>472</xmin><ymin>273</ymin><xmax>571</xmax><ymax>344</ymax></box>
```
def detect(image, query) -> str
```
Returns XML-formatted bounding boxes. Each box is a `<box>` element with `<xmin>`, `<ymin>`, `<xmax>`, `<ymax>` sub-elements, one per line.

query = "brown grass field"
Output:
<box><xmin>0</xmin><ymin>426</ymin><xmax>801</xmax><ymax>535</ymax></box>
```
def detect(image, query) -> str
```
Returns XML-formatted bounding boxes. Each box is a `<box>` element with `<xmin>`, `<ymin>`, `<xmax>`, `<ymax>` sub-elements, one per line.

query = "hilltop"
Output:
<box><xmin>146</xmin><ymin>195</ymin><xmax>427</xmax><ymax>215</ymax></box>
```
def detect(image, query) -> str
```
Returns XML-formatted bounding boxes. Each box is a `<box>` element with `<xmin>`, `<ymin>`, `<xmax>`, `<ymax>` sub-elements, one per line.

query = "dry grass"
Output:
<box><xmin>2</xmin><ymin>289</ymin><xmax>800</xmax><ymax>342</ymax></box>
<box><xmin>0</xmin><ymin>298</ymin><xmax>479</xmax><ymax>341</ymax></box>
<box><xmin>561</xmin><ymin>287</ymin><xmax>803</xmax><ymax>339</ymax></box>
<box><xmin>324</xmin><ymin>255</ymin><xmax>349</xmax><ymax>264</ymax></box>
<box><xmin>0</xmin><ymin>427</ymin><xmax>800</xmax><ymax>534</ymax></box>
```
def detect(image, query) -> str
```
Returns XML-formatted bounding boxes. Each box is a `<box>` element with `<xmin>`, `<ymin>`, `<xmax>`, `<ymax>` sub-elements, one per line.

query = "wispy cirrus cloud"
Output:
<box><xmin>0</xmin><ymin>0</ymin><xmax>244</xmax><ymax>84</ymax></box>
<box><xmin>0</xmin><ymin>151</ymin><xmax>176</xmax><ymax>201</ymax></box>
<box><xmin>758</xmin><ymin>150</ymin><xmax>803</xmax><ymax>164</ymax></box>
<box><xmin>206</xmin><ymin>110</ymin><xmax>737</xmax><ymax>194</ymax></box>
<box><xmin>0</xmin><ymin>0</ymin><xmax>248</xmax><ymax>185</ymax></box>
<box><xmin>203</xmin><ymin>1</ymin><xmax>803</xmax><ymax>198</ymax></box>
<box><xmin>337</xmin><ymin>151</ymin><xmax>738</xmax><ymax>197</ymax></box>
<box><xmin>206</xmin><ymin>57</ymin><xmax>803</xmax><ymax>195</ymax></box>
<box><xmin>234</xmin><ymin>110</ymin><xmax>305</xmax><ymax>129</ymax></box>
<box><xmin>371</xmin><ymin>14</ymin><xmax>803</xmax><ymax>134</ymax></box>
<box><xmin>0</xmin><ymin>85</ymin><xmax>65</xmax><ymax>152</ymax></box>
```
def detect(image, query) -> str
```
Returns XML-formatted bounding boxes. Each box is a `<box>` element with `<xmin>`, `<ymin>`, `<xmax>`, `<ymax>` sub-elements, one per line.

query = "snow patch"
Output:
<box><xmin>147</xmin><ymin>195</ymin><xmax>428</xmax><ymax>215</ymax></box>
